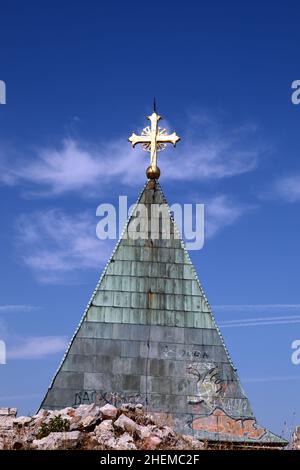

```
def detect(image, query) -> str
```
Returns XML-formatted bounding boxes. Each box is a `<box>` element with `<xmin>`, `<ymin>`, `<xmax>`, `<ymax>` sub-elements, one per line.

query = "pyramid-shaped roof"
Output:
<box><xmin>41</xmin><ymin>180</ymin><xmax>286</xmax><ymax>446</ymax></box>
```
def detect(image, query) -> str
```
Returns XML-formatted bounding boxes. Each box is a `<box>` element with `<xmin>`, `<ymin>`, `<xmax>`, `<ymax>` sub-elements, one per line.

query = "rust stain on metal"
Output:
<box><xmin>147</xmin><ymin>289</ymin><xmax>154</xmax><ymax>307</ymax></box>
<box><xmin>147</xmin><ymin>180</ymin><xmax>156</xmax><ymax>190</ymax></box>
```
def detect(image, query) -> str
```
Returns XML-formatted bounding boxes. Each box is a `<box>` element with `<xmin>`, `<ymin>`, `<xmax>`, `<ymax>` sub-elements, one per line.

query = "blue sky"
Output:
<box><xmin>0</xmin><ymin>0</ymin><xmax>300</xmax><ymax>439</ymax></box>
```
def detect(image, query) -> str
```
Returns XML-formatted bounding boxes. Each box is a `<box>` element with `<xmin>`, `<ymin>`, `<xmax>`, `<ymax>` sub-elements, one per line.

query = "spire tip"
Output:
<box><xmin>153</xmin><ymin>97</ymin><xmax>157</xmax><ymax>113</ymax></box>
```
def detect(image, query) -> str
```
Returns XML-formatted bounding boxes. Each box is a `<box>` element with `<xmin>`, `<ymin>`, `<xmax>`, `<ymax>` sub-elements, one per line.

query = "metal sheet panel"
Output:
<box><xmin>40</xmin><ymin>181</ymin><xmax>286</xmax><ymax>446</ymax></box>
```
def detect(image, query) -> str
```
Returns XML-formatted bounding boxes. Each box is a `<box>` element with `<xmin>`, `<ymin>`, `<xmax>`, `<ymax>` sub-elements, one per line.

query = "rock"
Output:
<box><xmin>100</xmin><ymin>403</ymin><xmax>118</xmax><ymax>420</ymax></box>
<box><xmin>12</xmin><ymin>440</ymin><xmax>25</xmax><ymax>450</ymax></box>
<box><xmin>159</xmin><ymin>425</ymin><xmax>175</xmax><ymax>440</ymax></box>
<box><xmin>82</xmin><ymin>432</ymin><xmax>101</xmax><ymax>450</ymax></box>
<box><xmin>140</xmin><ymin>425</ymin><xmax>177</xmax><ymax>448</ymax></box>
<box><xmin>115</xmin><ymin>433</ymin><xmax>137</xmax><ymax>450</ymax></box>
<box><xmin>114</xmin><ymin>414</ymin><xmax>139</xmax><ymax>434</ymax></box>
<box><xmin>72</xmin><ymin>404</ymin><xmax>101</xmax><ymax>429</ymax></box>
<box><xmin>32</xmin><ymin>431</ymin><xmax>82</xmax><ymax>450</ymax></box>
<box><xmin>0</xmin><ymin>408</ymin><xmax>17</xmax><ymax>416</ymax></box>
<box><xmin>13</xmin><ymin>416</ymin><xmax>33</xmax><ymax>427</ymax></box>
<box><xmin>80</xmin><ymin>415</ymin><xmax>99</xmax><ymax>429</ymax></box>
<box><xmin>30</xmin><ymin>410</ymin><xmax>51</xmax><ymax>428</ymax></box>
<box><xmin>137</xmin><ymin>425</ymin><xmax>152</xmax><ymax>439</ymax></box>
<box><xmin>148</xmin><ymin>412</ymin><xmax>173</xmax><ymax>427</ymax></box>
<box><xmin>68</xmin><ymin>416</ymin><xmax>82</xmax><ymax>431</ymax></box>
<box><xmin>0</xmin><ymin>403</ymin><xmax>206</xmax><ymax>450</ymax></box>
<box><xmin>181</xmin><ymin>435</ymin><xmax>205</xmax><ymax>450</ymax></box>
<box><xmin>143</xmin><ymin>425</ymin><xmax>163</xmax><ymax>439</ymax></box>
<box><xmin>120</xmin><ymin>403</ymin><xmax>143</xmax><ymax>413</ymax></box>
<box><xmin>144</xmin><ymin>414</ymin><xmax>156</xmax><ymax>425</ymax></box>
<box><xmin>0</xmin><ymin>416</ymin><xmax>14</xmax><ymax>429</ymax></box>
<box><xmin>102</xmin><ymin>435</ymin><xmax>117</xmax><ymax>448</ymax></box>
<box><xmin>31</xmin><ymin>409</ymin><xmax>50</xmax><ymax>420</ymax></box>
<box><xmin>95</xmin><ymin>419</ymin><xmax>114</xmax><ymax>435</ymax></box>
<box><xmin>292</xmin><ymin>426</ymin><xmax>300</xmax><ymax>450</ymax></box>
<box><xmin>141</xmin><ymin>435</ymin><xmax>162</xmax><ymax>450</ymax></box>
<box><xmin>0</xmin><ymin>429</ymin><xmax>16</xmax><ymax>449</ymax></box>
<box><xmin>47</xmin><ymin>411</ymin><xmax>72</xmax><ymax>425</ymax></box>
<box><xmin>95</xmin><ymin>420</ymin><xmax>116</xmax><ymax>447</ymax></box>
<box><xmin>0</xmin><ymin>407</ymin><xmax>18</xmax><ymax>429</ymax></box>
<box><xmin>74</xmin><ymin>403</ymin><xmax>101</xmax><ymax>420</ymax></box>
<box><xmin>58</xmin><ymin>407</ymin><xmax>75</xmax><ymax>417</ymax></box>
<box><xmin>119</xmin><ymin>404</ymin><xmax>144</xmax><ymax>421</ymax></box>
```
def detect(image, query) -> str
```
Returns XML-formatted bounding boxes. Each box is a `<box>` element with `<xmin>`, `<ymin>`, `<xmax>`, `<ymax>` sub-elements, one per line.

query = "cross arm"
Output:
<box><xmin>128</xmin><ymin>133</ymin><xmax>150</xmax><ymax>147</ymax></box>
<box><xmin>157</xmin><ymin>132</ymin><xmax>180</xmax><ymax>147</ymax></box>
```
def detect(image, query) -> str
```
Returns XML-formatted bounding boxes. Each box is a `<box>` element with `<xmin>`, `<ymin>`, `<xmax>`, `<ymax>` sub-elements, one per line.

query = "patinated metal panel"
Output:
<box><xmin>40</xmin><ymin>181</ymin><xmax>285</xmax><ymax>446</ymax></box>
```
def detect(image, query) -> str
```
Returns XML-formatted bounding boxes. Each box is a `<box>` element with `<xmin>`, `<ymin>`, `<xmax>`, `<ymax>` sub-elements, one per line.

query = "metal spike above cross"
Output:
<box><xmin>128</xmin><ymin>107</ymin><xmax>181</xmax><ymax>179</ymax></box>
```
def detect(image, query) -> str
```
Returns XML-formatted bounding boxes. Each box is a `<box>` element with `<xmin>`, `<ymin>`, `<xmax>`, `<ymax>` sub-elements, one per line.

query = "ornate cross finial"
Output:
<box><xmin>128</xmin><ymin>106</ymin><xmax>180</xmax><ymax>179</ymax></box>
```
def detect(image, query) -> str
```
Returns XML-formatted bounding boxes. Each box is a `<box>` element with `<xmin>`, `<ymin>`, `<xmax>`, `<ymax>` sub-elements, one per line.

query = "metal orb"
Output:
<box><xmin>146</xmin><ymin>165</ymin><xmax>160</xmax><ymax>180</ymax></box>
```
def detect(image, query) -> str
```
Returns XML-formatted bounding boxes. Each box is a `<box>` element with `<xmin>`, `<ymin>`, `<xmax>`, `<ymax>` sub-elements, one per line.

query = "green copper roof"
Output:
<box><xmin>40</xmin><ymin>180</ymin><xmax>286</xmax><ymax>446</ymax></box>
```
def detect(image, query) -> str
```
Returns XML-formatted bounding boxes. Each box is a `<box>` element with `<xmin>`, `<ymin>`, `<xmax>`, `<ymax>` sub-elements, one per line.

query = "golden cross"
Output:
<box><xmin>128</xmin><ymin>109</ymin><xmax>180</xmax><ymax>179</ymax></box>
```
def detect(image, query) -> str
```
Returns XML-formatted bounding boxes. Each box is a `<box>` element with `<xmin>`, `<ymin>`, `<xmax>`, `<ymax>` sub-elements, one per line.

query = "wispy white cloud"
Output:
<box><xmin>3</xmin><ymin>114</ymin><xmax>262</xmax><ymax>281</ymax></box>
<box><xmin>213</xmin><ymin>304</ymin><xmax>300</xmax><ymax>311</ymax></box>
<box><xmin>7</xmin><ymin>336</ymin><xmax>68</xmax><ymax>359</ymax></box>
<box><xmin>0</xmin><ymin>393</ymin><xmax>41</xmax><ymax>400</ymax></box>
<box><xmin>205</xmin><ymin>195</ymin><xmax>250</xmax><ymax>238</ymax></box>
<box><xmin>14</xmin><ymin>139</ymin><xmax>146</xmax><ymax>196</ymax></box>
<box><xmin>0</xmin><ymin>318</ymin><xmax>8</xmax><ymax>337</ymax></box>
<box><xmin>242</xmin><ymin>375</ymin><xmax>300</xmax><ymax>383</ymax></box>
<box><xmin>272</xmin><ymin>174</ymin><xmax>300</xmax><ymax>202</ymax></box>
<box><xmin>16</xmin><ymin>209</ymin><xmax>111</xmax><ymax>283</ymax></box>
<box><xmin>0</xmin><ymin>139</ymin><xmax>145</xmax><ymax>196</ymax></box>
<box><xmin>0</xmin><ymin>115</ymin><xmax>261</xmax><ymax>196</ymax></box>
<box><xmin>167</xmin><ymin>123</ymin><xmax>258</xmax><ymax>182</ymax></box>
<box><xmin>0</xmin><ymin>305</ymin><xmax>39</xmax><ymax>313</ymax></box>
<box><xmin>214</xmin><ymin>304</ymin><xmax>300</xmax><ymax>328</ymax></box>
<box><xmin>219</xmin><ymin>316</ymin><xmax>300</xmax><ymax>328</ymax></box>
<box><xmin>16</xmin><ymin>198</ymin><xmax>248</xmax><ymax>282</ymax></box>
